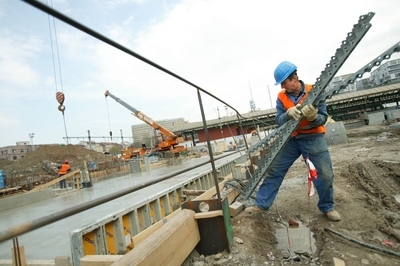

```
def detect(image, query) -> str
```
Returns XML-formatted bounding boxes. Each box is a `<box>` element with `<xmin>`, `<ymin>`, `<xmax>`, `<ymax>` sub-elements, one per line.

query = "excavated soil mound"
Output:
<box><xmin>0</xmin><ymin>145</ymin><xmax>111</xmax><ymax>177</ymax></box>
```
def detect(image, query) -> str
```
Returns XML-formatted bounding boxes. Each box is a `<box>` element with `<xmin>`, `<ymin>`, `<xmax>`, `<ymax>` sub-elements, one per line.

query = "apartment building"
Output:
<box><xmin>371</xmin><ymin>58</ymin><xmax>400</xmax><ymax>86</ymax></box>
<box><xmin>0</xmin><ymin>141</ymin><xmax>36</xmax><ymax>161</ymax></box>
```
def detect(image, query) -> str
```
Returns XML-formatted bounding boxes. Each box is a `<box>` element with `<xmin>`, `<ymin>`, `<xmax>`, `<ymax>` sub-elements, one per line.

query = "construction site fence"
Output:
<box><xmin>69</xmin><ymin>152</ymin><xmax>246</xmax><ymax>266</ymax></box>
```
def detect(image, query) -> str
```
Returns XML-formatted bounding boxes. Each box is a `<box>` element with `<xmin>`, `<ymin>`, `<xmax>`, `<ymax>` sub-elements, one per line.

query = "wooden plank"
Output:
<box><xmin>229</xmin><ymin>202</ymin><xmax>244</xmax><ymax>217</ymax></box>
<box><xmin>130</xmin><ymin>174</ymin><xmax>231</xmax><ymax>248</ymax></box>
<box><xmin>11</xmin><ymin>246</ymin><xmax>27</xmax><ymax>266</ymax></box>
<box><xmin>183</xmin><ymin>190</ymin><xmax>206</xmax><ymax>196</ymax></box>
<box><xmin>194</xmin><ymin>210</ymin><xmax>223</xmax><ymax>219</ymax></box>
<box><xmin>131</xmin><ymin>209</ymin><xmax>180</xmax><ymax>248</ymax></box>
<box><xmin>333</xmin><ymin>257</ymin><xmax>346</xmax><ymax>266</ymax></box>
<box><xmin>224</xmin><ymin>188</ymin><xmax>240</xmax><ymax>205</ymax></box>
<box><xmin>29</xmin><ymin>169</ymin><xmax>80</xmax><ymax>192</ymax></box>
<box><xmin>194</xmin><ymin>174</ymin><xmax>232</xmax><ymax>201</ymax></box>
<box><xmin>80</xmin><ymin>255</ymin><xmax>124</xmax><ymax>266</ymax></box>
<box><xmin>112</xmin><ymin>209</ymin><xmax>199</xmax><ymax>266</ymax></box>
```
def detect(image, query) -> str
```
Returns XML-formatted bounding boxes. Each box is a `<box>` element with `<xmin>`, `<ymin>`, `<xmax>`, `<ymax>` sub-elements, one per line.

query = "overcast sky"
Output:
<box><xmin>1</xmin><ymin>0</ymin><xmax>399</xmax><ymax>147</ymax></box>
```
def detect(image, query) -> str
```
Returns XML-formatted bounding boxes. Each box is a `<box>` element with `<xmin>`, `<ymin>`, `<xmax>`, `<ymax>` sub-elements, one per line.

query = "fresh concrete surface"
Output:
<box><xmin>0</xmin><ymin>260</ymin><xmax>55</xmax><ymax>266</ymax></box>
<box><xmin>0</xmin><ymin>152</ymin><xmax>240</xmax><ymax>261</ymax></box>
<box><xmin>0</xmin><ymin>189</ymin><xmax>54</xmax><ymax>212</ymax></box>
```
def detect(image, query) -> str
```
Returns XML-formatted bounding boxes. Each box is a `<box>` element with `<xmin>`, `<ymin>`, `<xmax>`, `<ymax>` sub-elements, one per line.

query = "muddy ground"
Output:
<box><xmin>184</xmin><ymin>123</ymin><xmax>400</xmax><ymax>266</ymax></box>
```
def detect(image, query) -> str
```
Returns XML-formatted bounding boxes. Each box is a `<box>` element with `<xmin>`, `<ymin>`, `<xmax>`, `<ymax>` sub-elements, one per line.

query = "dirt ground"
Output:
<box><xmin>2</xmin><ymin>123</ymin><xmax>400</xmax><ymax>265</ymax></box>
<box><xmin>184</xmin><ymin>123</ymin><xmax>400</xmax><ymax>266</ymax></box>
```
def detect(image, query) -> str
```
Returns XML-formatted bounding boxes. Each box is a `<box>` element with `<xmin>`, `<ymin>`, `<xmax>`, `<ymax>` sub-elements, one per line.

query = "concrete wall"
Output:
<box><xmin>0</xmin><ymin>189</ymin><xmax>53</xmax><ymax>212</ymax></box>
<box><xmin>385</xmin><ymin>109</ymin><xmax>400</xmax><ymax>120</ymax></box>
<box><xmin>368</xmin><ymin>112</ymin><xmax>385</xmax><ymax>125</ymax></box>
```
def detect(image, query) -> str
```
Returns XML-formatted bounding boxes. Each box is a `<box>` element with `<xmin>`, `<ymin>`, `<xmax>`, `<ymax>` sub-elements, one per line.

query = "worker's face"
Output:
<box><xmin>281</xmin><ymin>75</ymin><xmax>300</xmax><ymax>94</ymax></box>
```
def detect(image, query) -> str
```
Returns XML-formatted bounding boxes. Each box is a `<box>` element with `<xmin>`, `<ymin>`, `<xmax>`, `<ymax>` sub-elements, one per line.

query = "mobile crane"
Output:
<box><xmin>118</xmin><ymin>145</ymin><xmax>147</xmax><ymax>160</ymax></box>
<box><xmin>105</xmin><ymin>90</ymin><xmax>187</xmax><ymax>158</ymax></box>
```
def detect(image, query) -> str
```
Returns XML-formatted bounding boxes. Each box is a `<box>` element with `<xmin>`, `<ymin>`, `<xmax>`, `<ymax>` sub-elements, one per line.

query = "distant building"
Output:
<box><xmin>371</xmin><ymin>58</ymin><xmax>400</xmax><ymax>86</ymax></box>
<box><xmin>356</xmin><ymin>78</ymin><xmax>373</xmax><ymax>91</ymax></box>
<box><xmin>326</xmin><ymin>74</ymin><xmax>357</xmax><ymax>94</ymax></box>
<box><xmin>0</xmin><ymin>141</ymin><xmax>38</xmax><ymax>161</ymax></box>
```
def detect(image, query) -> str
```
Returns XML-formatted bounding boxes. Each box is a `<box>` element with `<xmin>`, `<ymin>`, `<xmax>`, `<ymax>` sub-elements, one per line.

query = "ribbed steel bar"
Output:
<box><xmin>242</xmin><ymin>41</ymin><xmax>400</xmax><ymax>200</ymax></box>
<box><xmin>242</xmin><ymin>12</ymin><xmax>376</xmax><ymax>199</ymax></box>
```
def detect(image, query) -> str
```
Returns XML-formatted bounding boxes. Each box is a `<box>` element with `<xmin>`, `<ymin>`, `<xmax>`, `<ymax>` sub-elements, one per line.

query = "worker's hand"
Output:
<box><xmin>301</xmin><ymin>104</ymin><xmax>318</xmax><ymax>121</ymax></box>
<box><xmin>286</xmin><ymin>104</ymin><xmax>302</xmax><ymax>120</ymax></box>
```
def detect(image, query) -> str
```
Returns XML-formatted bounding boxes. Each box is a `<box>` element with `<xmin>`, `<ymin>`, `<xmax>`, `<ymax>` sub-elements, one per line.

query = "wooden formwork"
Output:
<box><xmin>70</xmin><ymin>158</ymin><xmax>239</xmax><ymax>266</ymax></box>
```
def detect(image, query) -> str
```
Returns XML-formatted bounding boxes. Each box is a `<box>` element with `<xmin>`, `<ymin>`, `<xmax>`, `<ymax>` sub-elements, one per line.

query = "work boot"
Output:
<box><xmin>244</xmin><ymin>205</ymin><xmax>265</xmax><ymax>214</ymax></box>
<box><xmin>326</xmin><ymin>210</ymin><xmax>341</xmax><ymax>221</ymax></box>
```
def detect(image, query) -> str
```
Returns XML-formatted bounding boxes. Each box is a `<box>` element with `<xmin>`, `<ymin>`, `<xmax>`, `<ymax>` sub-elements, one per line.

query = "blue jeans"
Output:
<box><xmin>59</xmin><ymin>174</ymin><xmax>66</xmax><ymax>189</ymax></box>
<box><xmin>255</xmin><ymin>134</ymin><xmax>335</xmax><ymax>213</ymax></box>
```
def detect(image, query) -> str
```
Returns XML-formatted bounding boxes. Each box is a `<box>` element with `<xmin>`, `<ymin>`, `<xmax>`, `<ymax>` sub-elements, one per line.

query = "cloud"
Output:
<box><xmin>0</xmin><ymin>110</ymin><xmax>21</xmax><ymax>129</ymax></box>
<box><xmin>0</xmin><ymin>31</ymin><xmax>42</xmax><ymax>87</ymax></box>
<box><xmin>1</xmin><ymin>0</ymin><xmax>400</xmax><ymax>147</ymax></box>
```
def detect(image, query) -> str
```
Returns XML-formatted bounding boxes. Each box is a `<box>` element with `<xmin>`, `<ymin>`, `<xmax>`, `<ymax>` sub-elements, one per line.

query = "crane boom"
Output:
<box><xmin>105</xmin><ymin>90</ymin><xmax>187</xmax><ymax>155</ymax></box>
<box><xmin>105</xmin><ymin>90</ymin><xmax>178</xmax><ymax>139</ymax></box>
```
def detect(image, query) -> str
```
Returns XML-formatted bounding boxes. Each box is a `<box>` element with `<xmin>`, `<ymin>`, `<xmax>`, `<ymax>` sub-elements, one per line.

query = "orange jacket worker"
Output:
<box><xmin>58</xmin><ymin>159</ymin><xmax>71</xmax><ymax>189</ymax></box>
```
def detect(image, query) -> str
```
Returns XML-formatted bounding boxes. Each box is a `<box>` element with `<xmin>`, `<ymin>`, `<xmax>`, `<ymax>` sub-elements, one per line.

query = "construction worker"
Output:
<box><xmin>247</xmin><ymin>61</ymin><xmax>341</xmax><ymax>221</ymax></box>
<box><xmin>58</xmin><ymin>159</ymin><xmax>71</xmax><ymax>189</ymax></box>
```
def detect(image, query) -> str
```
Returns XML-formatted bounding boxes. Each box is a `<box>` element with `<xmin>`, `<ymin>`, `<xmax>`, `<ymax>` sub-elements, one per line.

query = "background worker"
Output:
<box><xmin>248</xmin><ymin>61</ymin><xmax>341</xmax><ymax>221</ymax></box>
<box><xmin>58</xmin><ymin>159</ymin><xmax>71</xmax><ymax>189</ymax></box>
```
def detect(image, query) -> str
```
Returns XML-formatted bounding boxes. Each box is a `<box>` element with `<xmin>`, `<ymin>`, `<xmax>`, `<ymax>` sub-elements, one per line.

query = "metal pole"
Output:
<box><xmin>120</xmin><ymin>129</ymin><xmax>124</xmax><ymax>148</ymax></box>
<box><xmin>29</xmin><ymin>133</ymin><xmax>35</xmax><ymax>152</ymax></box>
<box><xmin>267</xmin><ymin>85</ymin><xmax>273</xmax><ymax>109</ymax></box>
<box><xmin>87</xmin><ymin>130</ymin><xmax>92</xmax><ymax>150</ymax></box>
<box><xmin>197</xmin><ymin>89</ymin><xmax>222</xmax><ymax>204</ymax></box>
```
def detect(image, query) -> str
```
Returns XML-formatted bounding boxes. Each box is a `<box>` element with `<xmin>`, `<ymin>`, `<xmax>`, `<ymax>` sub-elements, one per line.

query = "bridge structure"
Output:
<box><xmin>172</xmin><ymin>83</ymin><xmax>400</xmax><ymax>143</ymax></box>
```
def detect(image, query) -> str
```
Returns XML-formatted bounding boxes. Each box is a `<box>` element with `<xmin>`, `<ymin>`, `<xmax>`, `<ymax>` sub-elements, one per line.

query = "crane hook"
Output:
<box><xmin>56</xmin><ymin>91</ymin><xmax>66</xmax><ymax>115</ymax></box>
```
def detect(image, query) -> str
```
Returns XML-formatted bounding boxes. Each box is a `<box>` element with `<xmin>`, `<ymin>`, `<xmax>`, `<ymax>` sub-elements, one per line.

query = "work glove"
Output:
<box><xmin>301</xmin><ymin>104</ymin><xmax>318</xmax><ymax>121</ymax></box>
<box><xmin>286</xmin><ymin>104</ymin><xmax>302</xmax><ymax>120</ymax></box>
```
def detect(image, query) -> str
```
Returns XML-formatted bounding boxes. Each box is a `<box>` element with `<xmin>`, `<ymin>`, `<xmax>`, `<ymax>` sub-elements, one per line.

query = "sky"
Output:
<box><xmin>1</xmin><ymin>0</ymin><xmax>400</xmax><ymax>147</ymax></box>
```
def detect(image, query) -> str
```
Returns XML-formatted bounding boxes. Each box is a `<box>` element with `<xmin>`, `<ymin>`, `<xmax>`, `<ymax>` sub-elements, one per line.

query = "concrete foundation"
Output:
<box><xmin>0</xmin><ymin>260</ymin><xmax>56</xmax><ymax>266</ymax></box>
<box><xmin>324</xmin><ymin>122</ymin><xmax>348</xmax><ymax>146</ymax></box>
<box><xmin>129</xmin><ymin>160</ymin><xmax>141</xmax><ymax>173</ymax></box>
<box><xmin>367</xmin><ymin>111</ymin><xmax>385</xmax><ymax>125</ymax></box>
<box><xmin>0</xmin><ymin>188</ymin><xmax>53</xmax><ymax>212</ymax></box>
<box><xmin>385</xmin><ymin>109</ymin><xmax>400</xmax><ymax>120</ymax></box>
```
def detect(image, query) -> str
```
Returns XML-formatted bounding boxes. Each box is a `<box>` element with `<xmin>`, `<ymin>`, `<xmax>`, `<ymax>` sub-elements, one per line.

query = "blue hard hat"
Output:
<box><xmin>274</xmin><ymin>61</ymin><xmax>297</xmax><ymax>85</ymax></box>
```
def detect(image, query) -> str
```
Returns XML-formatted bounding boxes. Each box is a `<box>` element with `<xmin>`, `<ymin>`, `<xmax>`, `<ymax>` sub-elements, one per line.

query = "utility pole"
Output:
<box><xmin>216</xmin><ymin>107</ymin><xmax>225</xmax><ymax>140</ymax></box>
<box><xmin>87</xmin><ymin>130</ymin><xmax>92</xmax><ymax>150</ymax></box>
<box><xmin>267</xmin><ymin>85</ymin><xmax>273</xmax><ymax>109</ymax></box>
<box><xmin>120</xmin><ymin>129</ymin><xmax>124</xmax><ymax>148</ymax></box>
<box><xmin>29</xmin><ymin>133</ymin><xmax>35</xmax><ymax>152</ymax></box>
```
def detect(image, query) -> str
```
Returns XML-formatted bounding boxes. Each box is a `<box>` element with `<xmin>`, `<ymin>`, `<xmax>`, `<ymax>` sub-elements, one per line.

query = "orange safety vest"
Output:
<box><xmin>59</xmin><ymin>164</ymin><xmax>71</xmax><ymax>175</ymax></box>
<box><xmin>278</xmin><ymin>84</ymin><xmax>326</xmax><ymax>137</ymax></box>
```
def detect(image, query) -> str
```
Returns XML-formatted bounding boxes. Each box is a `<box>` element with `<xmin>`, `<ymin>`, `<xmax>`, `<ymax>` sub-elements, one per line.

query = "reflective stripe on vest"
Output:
<box><xmin>278</xmin><ymin>84</ymin><xmax>326</xmax><ymax>137</ymax></box>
